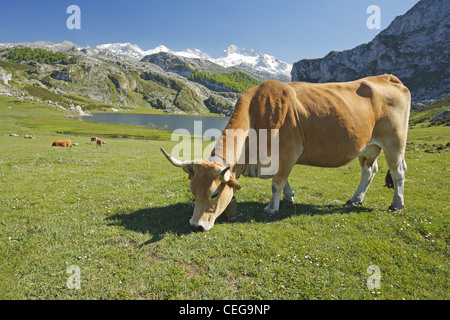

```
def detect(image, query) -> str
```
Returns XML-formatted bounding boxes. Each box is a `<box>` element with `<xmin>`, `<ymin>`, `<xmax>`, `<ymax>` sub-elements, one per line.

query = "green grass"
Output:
<box><xmin>188</xmin><ymin>69</ymin><xmax>261</xmax><ymax>93</ymax></box>
<box><xmin>0</xmin><ymin>96</ymin><xmax>449</xmax><ymax>299</ymax></box>
<box><xmin>0</xmin><ymin>97</ymin><xmax>172</xmax><ymax>140</ymax></box>
<box><xmin>409</xmin><ymin>96</ymin><xmax>450</xmax><ymax>127</ymax></box>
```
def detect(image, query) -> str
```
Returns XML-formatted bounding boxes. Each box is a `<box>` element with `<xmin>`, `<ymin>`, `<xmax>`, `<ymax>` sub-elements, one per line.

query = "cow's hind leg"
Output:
<box><xmin>347</xmin><ymin>145</ymin><xmax>381</xmax><ymax>207</ymax></box>
<box><xmin>384</xmin><ymin>151</ymin><xmax>407</xmax><ymax>211</ymax></box>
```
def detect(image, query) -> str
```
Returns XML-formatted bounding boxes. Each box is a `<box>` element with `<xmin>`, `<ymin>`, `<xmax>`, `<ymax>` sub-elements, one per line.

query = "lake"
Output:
<box><xmin>80</xmin><ymin>113</ymin><xmax>230</xmax><ymax>134</ymax></box>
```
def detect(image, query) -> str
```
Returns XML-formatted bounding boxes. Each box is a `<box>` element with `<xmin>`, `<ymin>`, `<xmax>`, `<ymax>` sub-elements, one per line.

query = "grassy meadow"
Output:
<box><xmin>0</xmin><ymin>96</ymin><xmax>448</xmax><ymax>299</ymax></box>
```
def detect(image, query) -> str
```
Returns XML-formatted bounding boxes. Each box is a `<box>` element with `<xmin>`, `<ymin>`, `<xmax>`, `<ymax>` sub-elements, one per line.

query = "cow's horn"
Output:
<box><xmin>160</xmin><ymin>148</ymin><xmax>191</xmax><ymax>168</ymax></box>
<box><xmin>219</xmin><ymin>167</ymin><xmax>231</xmax><ymax>182</ymax></box>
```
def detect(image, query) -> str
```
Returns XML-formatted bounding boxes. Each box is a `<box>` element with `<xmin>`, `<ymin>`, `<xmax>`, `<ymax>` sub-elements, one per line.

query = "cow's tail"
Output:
<box><xmin>384</xmin><ymin>170</ymin><xmax>394</xmax><ymax>189</ymax></box>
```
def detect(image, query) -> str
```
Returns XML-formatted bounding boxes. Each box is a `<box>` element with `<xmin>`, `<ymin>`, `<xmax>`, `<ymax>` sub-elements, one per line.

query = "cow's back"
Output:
<box><xmin>291</xmin><ymin>74</ymin><xmax>410</xmax><ymax>167</ymax></box>
<box><xmin>220</xmin><ymin>75</ymin><xmax>410</xmax><ymax>172</ymax></box>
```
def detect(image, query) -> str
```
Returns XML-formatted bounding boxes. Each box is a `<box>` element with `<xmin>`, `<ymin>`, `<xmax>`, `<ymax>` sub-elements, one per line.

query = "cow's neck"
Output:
<box><xmin>209</xmin><ymin>97</ymin><xmax>251</xmax><ymax>177</ymax></box>
<box><xmin>209</xmin><ymin>129</ymin><xmax>248</xmax><ymax>175</ymax></box>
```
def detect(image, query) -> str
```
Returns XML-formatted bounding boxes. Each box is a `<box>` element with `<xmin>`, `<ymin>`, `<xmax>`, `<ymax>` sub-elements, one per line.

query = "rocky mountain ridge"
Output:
<box><xmin>291</xmin><ymin>0</ymin><xmax>449</xmax><ymax>102</ymax></box>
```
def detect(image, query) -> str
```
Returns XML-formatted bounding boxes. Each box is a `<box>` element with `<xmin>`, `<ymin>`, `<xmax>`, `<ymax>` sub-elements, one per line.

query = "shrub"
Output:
<box><xmin>7</xmin><ymin>47</ymin><xmax>69</xmax><ymax>65</ymax></box>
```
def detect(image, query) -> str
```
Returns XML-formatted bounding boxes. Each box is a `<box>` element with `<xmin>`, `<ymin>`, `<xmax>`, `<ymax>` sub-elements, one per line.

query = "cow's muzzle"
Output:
<box><xmin>189</xmin><ymin>218</ymin><xmax>212</xmax><ymax>232</ymax></box>
<box><xmin>190</xmin><ymin>224</ymin><xmax>205</xmax><ymax>232</ymax></box>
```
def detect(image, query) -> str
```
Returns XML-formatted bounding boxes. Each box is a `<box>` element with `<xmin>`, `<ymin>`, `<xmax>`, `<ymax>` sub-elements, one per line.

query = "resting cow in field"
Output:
<box><xmin>96</xmin><ymin>139</ymin><xmax>103</xmax><ymax>149</ymax></box>
<box><xmin>52</xmin><ymin>139</ymin><xmax>72</xmax><ymax>147</ymax></box>
<box><xmin>24</xmin><ymin>134</ymin><xmax>35</xmax><ymax>139</ymax></box>
<box><xmin>162</xmin><ymin>74</ymin><xmax>411</xmax><ymax>231</ymax></box>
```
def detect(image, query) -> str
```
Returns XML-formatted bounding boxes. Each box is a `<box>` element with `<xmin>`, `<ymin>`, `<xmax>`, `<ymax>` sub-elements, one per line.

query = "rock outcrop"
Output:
<box><xmin>291</xmin><ymin>0</ymin><xmax>449</xmax><ymax>102</ymax></box>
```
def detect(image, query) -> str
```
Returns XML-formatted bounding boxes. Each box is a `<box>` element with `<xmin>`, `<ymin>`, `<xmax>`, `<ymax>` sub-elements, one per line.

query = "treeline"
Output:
<box><xmin>188</xmin><ymin>69</ymin><xmax>260</xmax><ymax>93</ymax></box>
<box><xmin>6</xmin><ymin>47</ymin><xmax>68</xmax><ymax>64</ymax></box>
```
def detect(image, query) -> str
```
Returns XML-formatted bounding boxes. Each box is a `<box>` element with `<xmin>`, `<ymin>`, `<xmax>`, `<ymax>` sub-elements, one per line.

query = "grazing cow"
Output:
<box><xmin>162</xmin><ymin>74</ymin><xmax>411</xmax><ymax>231</ymax></box>
<box><xmin>91</xmin><ymin>136</ymin><xmax>98</xmax><ymax>142</ymax></box>
<box><xmin>24</xmin><ymin>135</ymin><xmax>35</xmax><ymax>139</ymax></box>
<box><xmin>52</xmin><ymin>139</ymin><xmax>72</xmax><ymax>147</ymax></box>
<box><xmin>96</xmin><ymin>138</ymin><xmax>103</xmax><ymax>149</ymax></box>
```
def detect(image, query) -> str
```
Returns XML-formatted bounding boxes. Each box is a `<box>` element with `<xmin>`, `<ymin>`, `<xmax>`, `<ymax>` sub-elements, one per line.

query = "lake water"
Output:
<box><xmin>80</xmin><ymin>113</ymin><xmax>230</xmax><ymax>134</ymax></box>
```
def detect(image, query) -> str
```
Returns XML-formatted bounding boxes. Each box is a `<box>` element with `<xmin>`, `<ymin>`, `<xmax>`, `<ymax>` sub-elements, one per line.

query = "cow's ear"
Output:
<box><xmin>227</xmin><ymin>176</ymin><xmax>241</xmax><ymax>191</ymax></box>
<box><xmin>182</xmin><ymin>166</ymin><xmax>195</xmax><ymax>176</ymax></box>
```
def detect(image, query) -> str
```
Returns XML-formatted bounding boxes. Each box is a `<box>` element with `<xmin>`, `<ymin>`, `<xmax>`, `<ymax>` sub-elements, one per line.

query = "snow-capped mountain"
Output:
<box><xmin>95</xmin><ymin>42</ymin><xmax>212</xmax><ymax>60</ymax></box>
<box><xmin>176</xmin><ymin>48</ymin><xmax>212</xmax><ymax>60</ymax></box>
<box><xmin>95</xmin><ymin>43</ymin><xmax>171</xmax><ymax>60</ymax></box>
<box><xmin>212</xmin><ymin>44</ymin><xmax>292</xmax><ymax>79</ymax></box>
<box><xmin>94</xmin><ymin>43</ymin><xmax>292</xmax><ymax>80</ymax></box>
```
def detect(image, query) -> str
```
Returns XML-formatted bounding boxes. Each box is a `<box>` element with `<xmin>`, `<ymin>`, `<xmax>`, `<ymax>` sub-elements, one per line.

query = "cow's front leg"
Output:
<box><xmin>263</xmin><ymin>141</ymin><xmax>302</xmax><ymax>215</ymax></box>
<box><xmin>283</xmin><ymin>180</ymin><xmax>294</xmax><ymax>203</ymax></box>
<box><xmin>264</xmin><ymin>178</ymin><xmax>286</xmax><ymax>215</ymax></box>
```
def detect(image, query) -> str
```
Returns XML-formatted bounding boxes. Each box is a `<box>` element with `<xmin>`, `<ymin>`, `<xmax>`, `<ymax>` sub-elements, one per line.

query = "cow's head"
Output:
<box><xmin>161</xmin><ymin>148</ymin><xmax>241</xmax><ymax>231</ymax></box>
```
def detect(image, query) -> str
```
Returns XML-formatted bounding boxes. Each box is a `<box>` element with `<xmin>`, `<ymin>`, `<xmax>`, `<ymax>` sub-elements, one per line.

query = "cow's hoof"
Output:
<box><xmin>283</xmin><ymin>195</ymin><xmax>294</xmax><ymax>204</ymax></box>
<box><xmin>345</xmin><ymin>200</ymin><xmax>362</xmax><ymax>207</ymax></box>
<box><xmin>263</xmin><ymin>205</ymin><xmax>279</xmax><ymax>216</ymax></box>
<box><xmin>388</xmin><ymin>204</ymin><xmax>403</xmax><ymax>212</ymax></box>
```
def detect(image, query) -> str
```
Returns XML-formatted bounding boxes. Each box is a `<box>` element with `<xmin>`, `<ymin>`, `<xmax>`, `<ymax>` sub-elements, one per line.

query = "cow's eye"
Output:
<box><xmin>211</xmin><ymin>192</ymin><xmax>219</xmax><ymax>199</ymax></box>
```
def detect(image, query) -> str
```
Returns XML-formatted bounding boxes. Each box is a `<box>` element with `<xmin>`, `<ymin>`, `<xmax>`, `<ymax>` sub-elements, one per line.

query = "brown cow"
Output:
<box><xmin>96</xmin><ymin>139</ymin><xmax>103</xmax><ymax>149</ymax></box>
<box><xmin>24</xmin><ymin>135</ymin><xmax>35</xmax><ymax>139</ymax></box>
<box><xmin>91</xmin><ymin>136</ymin><xmax>98</xmax><ymax>142</ymax></box>
<box><xmin>52</xmin><ymin>139</ymin><xmax>72</xmax><ymax>147</ymax></box>
<box><xmin>162</xmin><ymin>74</ymin><xmax>411</xmax><ymax>231</ymax></box>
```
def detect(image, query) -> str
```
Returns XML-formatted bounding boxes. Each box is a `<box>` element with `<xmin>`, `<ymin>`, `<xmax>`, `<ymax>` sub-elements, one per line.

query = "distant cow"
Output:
<box><xmin>91</xmin><ymin>136</ymin><xmax>98</xmax><ymax>142</ymax></box>
<box><xmin>96</xmin><ymin>139</ymin><xmax>103</xmax><ymax>149</ymax></box>
<box><xmin>52</xmin><ymin>139</ymin><xmax>72</xmax><ymax>147</ymax></box>
<box><xmin>24</xmin><ymin>135</ymin><xmax>35</xmax><ymax>139</ymax></box>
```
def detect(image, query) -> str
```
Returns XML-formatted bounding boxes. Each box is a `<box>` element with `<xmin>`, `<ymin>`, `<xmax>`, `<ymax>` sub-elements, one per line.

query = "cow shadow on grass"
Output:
<box><xmin>106</xmin><ymin>203</ymin><xmax>194</xmax><ymax>245</ymax></box>
<box><xmin>107</xmin><ymin>200</ymin><xmax>371</xmax><ymax>245</ymax></box>
<box><xmin>234</xmin><ymin>200</ymin><xmax>372</xmax><ymax>224</ymax></box>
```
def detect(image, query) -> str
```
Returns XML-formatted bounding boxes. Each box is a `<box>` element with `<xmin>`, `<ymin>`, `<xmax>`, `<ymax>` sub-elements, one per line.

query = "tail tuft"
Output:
<box><xmin>384</xmin><ymin>170</ymin><xmax>394</xmax><ymax>189</ymax></box>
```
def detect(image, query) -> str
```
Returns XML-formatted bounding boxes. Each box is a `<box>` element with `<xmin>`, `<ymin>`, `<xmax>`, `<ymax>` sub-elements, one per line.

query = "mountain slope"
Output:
<box><xmin>291</xmin><ymin>0</ymin><xmax>449</xmax><ymax>102</ymax></box>
<box><xmin>0</xmin><ymin>46</ymin><xmax>240</xmax><ymax>115</ymax></box>
<box><xmin>0</xmin><ymin>40</ymin><xmax>293</xmax><ymax>115</ymax></box>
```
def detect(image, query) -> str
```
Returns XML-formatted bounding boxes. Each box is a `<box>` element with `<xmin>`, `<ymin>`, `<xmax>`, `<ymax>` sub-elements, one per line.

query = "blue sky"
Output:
<box><xmin>0</xmin><ymin>0</ymin><xmax>420</xmax><ymax>63</ymax></box>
